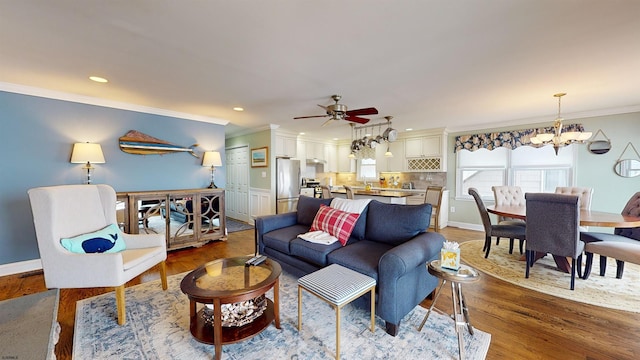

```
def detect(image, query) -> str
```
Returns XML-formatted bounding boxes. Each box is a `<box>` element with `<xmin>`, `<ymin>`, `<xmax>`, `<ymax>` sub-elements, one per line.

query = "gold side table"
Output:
<box><xmin>418</xmin><ymin>260</ymin><xmax>480</xmax><ymax>360</ymax></box>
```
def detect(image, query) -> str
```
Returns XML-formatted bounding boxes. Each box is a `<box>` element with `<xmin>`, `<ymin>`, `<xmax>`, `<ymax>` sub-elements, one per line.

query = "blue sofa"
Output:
<box><xmin>256</xmin><ymin>195</ymin><xmax>446</xmax><ymax>336</ymax></box>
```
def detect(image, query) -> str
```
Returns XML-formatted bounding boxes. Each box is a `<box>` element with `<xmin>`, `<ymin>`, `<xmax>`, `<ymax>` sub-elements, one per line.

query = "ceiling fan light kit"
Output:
<box><xmin>294</xmin><ymin>94</ymin><xmax>378</xmax><ymax>126</ymax></box>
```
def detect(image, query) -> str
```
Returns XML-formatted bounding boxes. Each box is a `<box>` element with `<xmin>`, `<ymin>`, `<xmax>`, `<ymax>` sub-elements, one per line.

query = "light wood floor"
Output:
<box><xmin>2</xmin><ymin>227</ymin><xmax>639</xmax><ymax>360</ymax></box>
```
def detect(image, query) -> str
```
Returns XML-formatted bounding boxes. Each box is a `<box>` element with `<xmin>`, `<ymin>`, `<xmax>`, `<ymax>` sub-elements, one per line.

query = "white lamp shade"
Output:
<box><xmin>202</xmin><ymin>151</ymin><xmax>222</xmax><ymax>167</ymax></box>
<box><xmin>70</xmin><ymin>143</ymin><xmax>105</xmax><ymax>164</ymax></box>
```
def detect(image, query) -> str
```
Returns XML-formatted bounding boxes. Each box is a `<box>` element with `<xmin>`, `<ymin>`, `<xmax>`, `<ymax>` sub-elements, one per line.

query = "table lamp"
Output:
<box><xmin>70</xmin><ymin>142</ymin><xmax>105</xmax><ymax>184</ymax></box>
<box><xmin>202</xmin><ymin>151</ymin><xmax>222</xmax><ymax>188</ymax></box>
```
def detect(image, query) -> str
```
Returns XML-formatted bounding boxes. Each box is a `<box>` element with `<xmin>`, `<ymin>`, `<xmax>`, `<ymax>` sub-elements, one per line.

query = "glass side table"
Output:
<box><xmin>418</xmin><ymin>260</ymin><xmax>480</xmax><ymax>360</ymax></box>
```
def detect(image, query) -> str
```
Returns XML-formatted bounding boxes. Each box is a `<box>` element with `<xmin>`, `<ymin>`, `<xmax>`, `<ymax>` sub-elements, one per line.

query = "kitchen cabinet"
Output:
<box><xmin>306</xmin><ymin>141</ymin><xmax>326</xmax><ymax>161</ymax></box>
<box><xmin>405</xmin><ymin>135</ymin><xmax>441</xmax><ymax>157</ymax></box>
<box><xmin>117</xmin><ymin>188</ymin><xmax>226</xmax><ymax>251</ymax></box>
<box><xmin>404</xmin><ymin>133</ymin><xmax>447</xmax><ymax>172</ymax></box>
<box><xmin>325</xmin><ymin>143</ymin><xmax>337</xmax><ymax>172</ymax></box>
<box><xmin>275</xmin><ymin>134</ymin><xmax>297</xmax><ymax>158</ymax></box>
<box><xmin>337</xmin><ymin>143</ymin><xmax>355</xmax><ymax>172</ymax></box>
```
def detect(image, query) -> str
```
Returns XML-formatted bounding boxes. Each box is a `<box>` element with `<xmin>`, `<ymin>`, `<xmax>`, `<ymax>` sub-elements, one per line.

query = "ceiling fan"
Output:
<box><xmin>294</xmin><ymin>95</ymin><xmax>378</xmax><ymax>126</ymax></box>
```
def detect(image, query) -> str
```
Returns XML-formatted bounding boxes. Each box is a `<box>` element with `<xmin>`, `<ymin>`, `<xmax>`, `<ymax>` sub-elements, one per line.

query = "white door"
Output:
<box><xmin>226</xmin><ymin>146</ymin><xmax>250</xmax><ymax>222</ymax></box>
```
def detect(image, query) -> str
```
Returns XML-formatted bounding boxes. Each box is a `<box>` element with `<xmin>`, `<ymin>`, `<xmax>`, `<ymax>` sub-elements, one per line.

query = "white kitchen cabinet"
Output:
<box><xmin>337</xmin><ymin>143</ymin><xmax>355</xmax><ymax>172</ymax></box>
<box><xmin>405</xmin><ymin>135</ymin><xmax>441</xmax><ymax>157</ymax></box>
<box><xmin>275</xmin><ymin>134</ymin><xmax>297</xmax><ymax>158</ymax></box>
<box><xmin>325</xmin><ymin>143</ymin><xmax>337</xmax><ymax>172</ymax></box>
<box><xmin>386</xmin><ymin>140</ymin><xmax>405</xmax><ymax>172</ymax></box>
<box><xmin>404</xmin><ymin>133</ymin><xmax>447</xmax><ymax>172</ymax></box>
<box><xmin>306</xmin><ymin>141</ymin><xmax>325</xmax><ymax>161</ymax></box>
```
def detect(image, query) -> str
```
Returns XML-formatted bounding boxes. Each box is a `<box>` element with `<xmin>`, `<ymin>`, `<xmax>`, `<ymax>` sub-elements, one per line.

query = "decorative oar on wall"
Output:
<box><xmin>118</xmin><ymin>130</ymin><xmax>199</xmax><ymax>157</ymax></box>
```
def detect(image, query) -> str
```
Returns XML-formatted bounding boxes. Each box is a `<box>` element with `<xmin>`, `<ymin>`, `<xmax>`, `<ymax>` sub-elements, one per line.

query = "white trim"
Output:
<box><xmin>0</xmin><ymin>81</ymin><xmax>229</xmax><ymax>125</ymax></box>
<box><xmin>0</xmin><ymin>259</ymin><xmax>43</xmax><ymax>277</ymax></box>
<box><xmin>447</xmin><ymin>221</ymin><xmax>484</xmax><ymax>232</ymax></box>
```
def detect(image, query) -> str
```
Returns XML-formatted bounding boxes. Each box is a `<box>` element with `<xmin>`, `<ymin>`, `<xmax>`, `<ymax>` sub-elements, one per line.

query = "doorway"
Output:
<box><xmin>225</xmin><ymin>146</ymin><xmax>250</xmax><ymax>222</ymax></box>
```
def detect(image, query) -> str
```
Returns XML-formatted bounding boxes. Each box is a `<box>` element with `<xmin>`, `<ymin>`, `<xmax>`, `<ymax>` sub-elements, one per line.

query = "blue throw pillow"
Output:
<box><xmin>60</xmin><ymin>224</ymin><xmax>126</xmax><ymax>254</ymax></box>
<box><xmin>296</xmin><ymin>196</ymin><xmax>333</xmax><ymax>226</ymax></box>
<box><xmin>365</xmin><ymin>200</ymin><xmax>432</xmax><ymax>245</ymax></box>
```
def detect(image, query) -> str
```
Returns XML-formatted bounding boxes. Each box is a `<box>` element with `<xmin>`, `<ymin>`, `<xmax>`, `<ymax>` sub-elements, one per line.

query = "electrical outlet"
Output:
<box><xmin>450</xmin><ymin>206</ymin><xmax>455</xmax><ymax>213</ymax></box>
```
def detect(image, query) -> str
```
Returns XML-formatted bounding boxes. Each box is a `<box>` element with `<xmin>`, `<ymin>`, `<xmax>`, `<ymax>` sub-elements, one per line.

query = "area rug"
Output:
<box><xmin>226</xmin><ymin>218</ymin><xmax>254</xmax><ymax>233</ymax></box>
<box><xmin>460</xmin><ymin>240</ymin><xmax>640</xmax><ymax>312</ymax></box>
<box><xmin>74</xmin><ymin>271</ymin><xmax>491</xmax><ymax>359</ymax></box>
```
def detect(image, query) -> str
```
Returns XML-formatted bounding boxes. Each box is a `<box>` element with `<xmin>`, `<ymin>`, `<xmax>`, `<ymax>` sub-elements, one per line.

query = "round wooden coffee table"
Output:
<box><xmin>180</xmin><ymin>256</ymin><xmax>281</xmax><ymax>360</ymax></box>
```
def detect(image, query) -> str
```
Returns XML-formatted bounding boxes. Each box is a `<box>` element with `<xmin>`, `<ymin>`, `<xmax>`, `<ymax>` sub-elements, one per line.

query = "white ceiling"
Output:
<box><xmin>2</xmin><ymin>1</ymin><xmax>640</xmax><ymax>141</ymax></box>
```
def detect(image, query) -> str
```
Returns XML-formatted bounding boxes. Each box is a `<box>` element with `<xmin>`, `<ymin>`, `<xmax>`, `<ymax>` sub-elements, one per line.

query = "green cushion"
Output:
<box><xmin>60</xmin><ymin>224</ymin><xmax>126</xmax><ymax>254</ymax></box>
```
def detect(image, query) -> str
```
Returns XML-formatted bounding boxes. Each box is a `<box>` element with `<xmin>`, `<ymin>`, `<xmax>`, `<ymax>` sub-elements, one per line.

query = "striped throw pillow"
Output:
<box><xmin>310</xmin><ymin>204</ymin><xmax>360</xmax><ymax>246</ymax></box>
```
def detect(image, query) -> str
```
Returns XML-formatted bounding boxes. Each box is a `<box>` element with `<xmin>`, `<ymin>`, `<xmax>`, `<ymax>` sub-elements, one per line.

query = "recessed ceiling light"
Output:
<box><xmin>233</xmin><ymin>107</ymin><xmax>244</xmax><ymax>112</ymax></box>
<box><xmin>299</xmin><ymin>132</ymin><xmax>305</xmax><ymax>135</ymax></box>
<box><xmin>405</xmin><ymin>128</ymin><xmax>413</xmax><ymax>131</ymax></box>
<box><xmin>89</xmin><ymin>76</ymin><xmax>108</xmax><ymax>83</ymax></box>
<box><xmin>332</xmin><ymin>138</ymin><xmax>339</xmax><ymax>141</ymax></box>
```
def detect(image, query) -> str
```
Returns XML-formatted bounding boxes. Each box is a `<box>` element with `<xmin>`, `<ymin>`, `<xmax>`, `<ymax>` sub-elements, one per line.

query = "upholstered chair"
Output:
<box><xmin>581</xmin><ymin>192</ymin><xmax>640</xmax><ymax>279</ymax></box>
<box><xmin>468</xmin><ymin>188</ymin><xmax>526</xmax><ymax>258</ymax></box>
<box><xmin>424</xmin><ymin>186</ymin><xmax>445</xmax><ymax>232</ymax></box>
<box><xmin>525</xmin><ymin>193</ymin><xmax>584</xmax><ymax>290</ymax></box>
<box><xmin>491</xmin><ymin>186</ymin><xmax>527</xmax><ymax>248</ymax></box>
<box><xmin>343</xmin><ymin>185</ymin><xmax>355</xmax><ymax>200</ymax></box>
<box><xmin>555</xmin><ymin>187</ymin><xmax>594</xmax><ymax>210</ymax></box>
<box><xmin>28</xmin><ymin>184</ymin><xmax>168</xmax><ymax>325</ymax></box>
<box><xmin>320</xmin><ymin>185</ymin><xmax>332</xmax><ymax>199</ymax></box>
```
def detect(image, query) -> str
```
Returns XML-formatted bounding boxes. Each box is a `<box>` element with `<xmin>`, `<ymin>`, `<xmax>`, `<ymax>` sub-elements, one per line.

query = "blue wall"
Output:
<box><xmin>0</xmin><ymin>91</ymin><xmax>226</xmax><ymax>265</ymax></box>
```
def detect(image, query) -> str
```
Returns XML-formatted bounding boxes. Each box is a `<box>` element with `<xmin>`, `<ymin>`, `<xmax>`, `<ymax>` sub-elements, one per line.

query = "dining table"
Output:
<box><xmin>486</xmin><ymin>205</ymin><xmax>640</xmax><ymax>272</ymax></box>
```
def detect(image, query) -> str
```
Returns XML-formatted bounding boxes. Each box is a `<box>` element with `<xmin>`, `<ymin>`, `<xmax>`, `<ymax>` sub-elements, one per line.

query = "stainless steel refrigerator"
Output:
<box><xmin>276</xmin><ymin>158</ymin><xmax>301</xmax><ymax>214</ymax></box>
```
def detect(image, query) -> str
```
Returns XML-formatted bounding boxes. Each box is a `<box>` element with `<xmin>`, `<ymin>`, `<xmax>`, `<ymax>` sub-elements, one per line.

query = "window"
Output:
<box><xmin>358</xmin><ymin>158</ymin><xmax>377</xmax><ymax>180</ymax></box>
<box><xmin>457</xmin><ymin>145</ymin><xmax>576</xmax><ymax>199</ymax></box>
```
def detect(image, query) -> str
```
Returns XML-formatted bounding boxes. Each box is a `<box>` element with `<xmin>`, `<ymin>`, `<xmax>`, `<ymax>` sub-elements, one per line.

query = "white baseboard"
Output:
<box><xmin>0</xmin><ymin>259</ymin><xmax>43</xmax><ymax>277</ymax></box>
<box><xmin>446</xmin><ymin>221</ymin><xmax>484</xmax><ymax>232</ymax></box>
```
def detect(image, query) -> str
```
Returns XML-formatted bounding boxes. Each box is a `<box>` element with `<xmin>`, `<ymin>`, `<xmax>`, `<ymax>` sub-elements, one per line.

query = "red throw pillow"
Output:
<box><xmin>310</xmin><ymin>204</ymin><xmax>360</xmax><ymax>246</ymax></box>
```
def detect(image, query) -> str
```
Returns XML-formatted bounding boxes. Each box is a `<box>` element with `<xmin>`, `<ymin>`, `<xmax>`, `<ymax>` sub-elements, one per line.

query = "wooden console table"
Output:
<box><xmin>117</xmin><ymin>188</ymin><xmax>226</xmax><ymax>251</ymax></box>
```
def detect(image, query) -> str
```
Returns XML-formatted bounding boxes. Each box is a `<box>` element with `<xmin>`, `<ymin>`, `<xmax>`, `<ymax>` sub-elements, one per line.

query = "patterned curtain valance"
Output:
<box><xmin>454</xmin><ymin>123</ymin><xmax>585</xmax><ymax>152</ymax></box>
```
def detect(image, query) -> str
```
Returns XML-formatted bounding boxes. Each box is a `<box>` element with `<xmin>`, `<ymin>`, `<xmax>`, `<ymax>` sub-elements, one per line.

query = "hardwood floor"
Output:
<box><xmin>2</xmin><ymin>227</ymin><xmax>639</xmax><ymax>359</ymax></box>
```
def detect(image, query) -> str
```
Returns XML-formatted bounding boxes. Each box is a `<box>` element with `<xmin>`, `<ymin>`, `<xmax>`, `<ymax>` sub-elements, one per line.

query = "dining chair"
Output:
<box><xmin>581</xmin><ymin>191</ymin><xmax>640</xmax><ymax>279</ymax></box>
<box><xmin>555</xmin><ymin>187</ymin><xmax>594</xmax><ymax>210</ymax></box>
<box><xmin>525</xmin><ymin>193</ymin><xmax>584</xmax><ymax>290</ymax></box>
<box><xmin>424</xmin><ymin>186</ymin><xmax>445</xmax><ymax>232</ymax></box>
<box><xmin>491</xmin><ymin>185</ymin><xmax>526</xmax><ymax>246</ymax></box>
<box><xmin>28</xmin><ymin>184</ymin><xmax>168</xmax><ymax>325</ymax></box>
<box><xmin>468</xmin><ymin>188</ymin><xmax>526</xmax><ymax>258</ymax></box>
<box><xmin>320</xmin><ymin>185</ymin><xmax>332</xmax><ymax>199</ymax></box>
<box><xmin>343</xmin><ymin>185</ymin><xmax>355</xmax><ymax>200</ymax></box>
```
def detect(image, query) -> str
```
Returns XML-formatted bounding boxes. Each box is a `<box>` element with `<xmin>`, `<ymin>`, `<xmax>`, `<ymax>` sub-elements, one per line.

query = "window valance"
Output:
<box><xmin>454</xmin><ymin>123</ymin><xmax>585</xmax><ymax>152</ymax></box>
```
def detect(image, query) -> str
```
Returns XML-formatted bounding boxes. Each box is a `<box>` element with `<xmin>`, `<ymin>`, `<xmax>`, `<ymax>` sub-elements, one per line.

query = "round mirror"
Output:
<box><xmin>588</xmin><ymin>140</ymin><xmax>611</xmax><ymax>154</ymax></box>
<box><xmin>614</xmin><ymin>159</ymin><xmax>640</xmax><ymax>178</ymax></box>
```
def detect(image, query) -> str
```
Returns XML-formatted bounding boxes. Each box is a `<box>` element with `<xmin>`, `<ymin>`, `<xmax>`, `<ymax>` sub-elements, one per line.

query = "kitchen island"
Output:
<box><xmin>330</xmin><ymin>188</ymin><xmax>416</xmax><ymax>204</ymax></box>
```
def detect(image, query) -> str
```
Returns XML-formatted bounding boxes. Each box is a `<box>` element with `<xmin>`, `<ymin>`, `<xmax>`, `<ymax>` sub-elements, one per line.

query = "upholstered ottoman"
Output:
<box><xmin>298</xmin><ymin>264</ymin><xmax>376</xmax><ymax>360</ymax></box>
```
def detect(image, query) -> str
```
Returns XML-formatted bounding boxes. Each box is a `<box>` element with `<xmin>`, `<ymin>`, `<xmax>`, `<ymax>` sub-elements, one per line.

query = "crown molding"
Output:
<box><xmin>0</xmin><ymin>82</ymin><xmax>229</xmax><ymax>126</ymax></box>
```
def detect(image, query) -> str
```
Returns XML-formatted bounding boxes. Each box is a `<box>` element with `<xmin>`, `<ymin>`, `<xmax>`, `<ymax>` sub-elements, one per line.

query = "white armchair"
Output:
<box><xmin>28</xmin><ymin>184</ymin><xmax>167</xmax><ymax>325</ymax></box>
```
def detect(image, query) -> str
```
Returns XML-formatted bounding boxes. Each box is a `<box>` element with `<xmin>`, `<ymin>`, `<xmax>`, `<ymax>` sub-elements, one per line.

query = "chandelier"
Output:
<box><xmin>530</xmin><ymin>93</ymin><xmax>592</xmax><ymax>155</ymax></box>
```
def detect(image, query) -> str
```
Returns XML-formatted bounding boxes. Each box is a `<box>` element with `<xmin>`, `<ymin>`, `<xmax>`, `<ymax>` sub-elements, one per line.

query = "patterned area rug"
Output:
<box><xmin>74</xmin><ymin>271</ymin><xmax>491</xmax><ymax>359</ymax></box>
<box><xmin>460</xmin><ymin>240</ymin><xmax>640</xmax><ymax>312</ymax></box>
<box><xmin>226</xmin><ymin>218</ymin><xmax>254</xmax><ymax>233</ymax></box>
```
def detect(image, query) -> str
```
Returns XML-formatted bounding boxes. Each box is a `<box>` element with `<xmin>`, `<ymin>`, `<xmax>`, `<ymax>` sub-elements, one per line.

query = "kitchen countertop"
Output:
<box><xmin>331</xmin><ymin>188</ymin><xmax>417</xmax><ymax>198</ymax></box>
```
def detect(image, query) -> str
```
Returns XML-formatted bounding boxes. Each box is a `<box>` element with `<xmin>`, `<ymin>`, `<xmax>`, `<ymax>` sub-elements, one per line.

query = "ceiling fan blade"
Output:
<box><xmin>293</xmin><ymin>115</ymin><xmax>329</xmax><ymax>119</ymax></box>
<box><xmin>317</xmin><ymin>104</ymin><xmax>329</xmax><ymax>110</ymax></box>
<box><xmin>346</xmin><ymin>107</ymin><xmax>378</xmax><ymax>116</ymax></box>
<box><xmin>321</xmin><ymin>118</ymin><xmax>336</xmax><ymax>127</ymax></box>
<box><xmin>345</xmin><ymin>115</ymin><xmax>371</xmax><ymax>124</ymax></box>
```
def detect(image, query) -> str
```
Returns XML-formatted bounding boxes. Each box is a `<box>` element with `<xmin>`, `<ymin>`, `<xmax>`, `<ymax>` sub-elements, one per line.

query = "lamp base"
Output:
<box><xmin>207</xmin><ymin>182</ymin><xmax>217</xmax><ymax>189</ymax></box>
